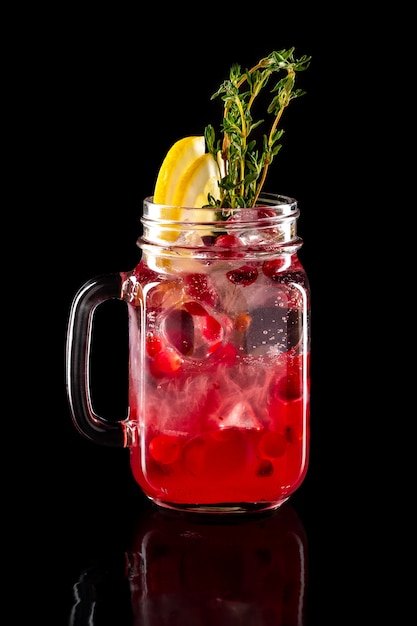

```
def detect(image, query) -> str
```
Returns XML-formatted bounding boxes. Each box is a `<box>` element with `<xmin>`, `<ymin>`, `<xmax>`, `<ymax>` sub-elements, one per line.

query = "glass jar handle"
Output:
<box><xmin>65</xmin><ymin>273</ymin><xmax>127</xmax><ymax>447</ymax></box>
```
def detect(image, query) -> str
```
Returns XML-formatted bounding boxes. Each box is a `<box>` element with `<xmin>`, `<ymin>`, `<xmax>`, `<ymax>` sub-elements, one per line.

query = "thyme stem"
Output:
<box><xmin>205</xmin><ymin>48</ymin><xmax>311</xmax><ymax>209</ymax></box>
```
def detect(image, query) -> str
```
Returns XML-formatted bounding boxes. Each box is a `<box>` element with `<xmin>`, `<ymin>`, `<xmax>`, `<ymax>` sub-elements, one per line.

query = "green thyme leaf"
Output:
<box><xmin>204</xmin><ymin>48</ymin><xmax>311</xmax><ymax>209</ymax></box>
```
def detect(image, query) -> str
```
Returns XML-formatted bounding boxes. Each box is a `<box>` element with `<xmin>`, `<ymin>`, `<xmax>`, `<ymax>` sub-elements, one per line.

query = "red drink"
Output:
<box><xmin>122</xmin><ymin>197</ymin><xmax>310</xmax><ymax>513</ymax></box>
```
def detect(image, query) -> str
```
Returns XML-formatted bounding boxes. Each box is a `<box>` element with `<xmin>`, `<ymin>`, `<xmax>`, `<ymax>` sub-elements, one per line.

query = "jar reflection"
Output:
<box><xmin>126</xmin><ymin>502</ymin><xmax>308</xmax><ymax>626</ymax></box>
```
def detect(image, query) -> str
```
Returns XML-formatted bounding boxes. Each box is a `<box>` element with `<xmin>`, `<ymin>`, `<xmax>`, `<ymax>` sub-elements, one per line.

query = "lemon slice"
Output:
<box><xmin>173</xmin><ymin>152</ymin><xmax>221</xmax><ymax>210</ymax></box>
<box><xmin>151</xmin><ymin>136</ymin><xmax>221</xmax><ymax>245</ymax></box>
<box><xmin>154</xmin><ymin>136</ymin><xmax>206</xmax><ymax>205</ymax></box>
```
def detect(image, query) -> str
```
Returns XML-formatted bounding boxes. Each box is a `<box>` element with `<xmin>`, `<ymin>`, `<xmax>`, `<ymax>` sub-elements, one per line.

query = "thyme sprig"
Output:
<box><xmin>204</xmin><ymin>48</ymin><xmax>311</xmax><ymax>210</ymax></box>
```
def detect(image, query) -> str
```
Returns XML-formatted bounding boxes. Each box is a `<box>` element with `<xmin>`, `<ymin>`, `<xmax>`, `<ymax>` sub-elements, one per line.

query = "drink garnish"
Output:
<box><xmin>153</xmin><ymin>48</ymin><xmax>311</xmax><ymax>213</ymax></box>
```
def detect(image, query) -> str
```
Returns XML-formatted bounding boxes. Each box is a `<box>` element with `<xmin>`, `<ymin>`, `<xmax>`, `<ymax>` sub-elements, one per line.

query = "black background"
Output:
<box><xmin>15</xmin><ymin>7</ymin><xmax>395</xmax><ymax>623</ymax></box>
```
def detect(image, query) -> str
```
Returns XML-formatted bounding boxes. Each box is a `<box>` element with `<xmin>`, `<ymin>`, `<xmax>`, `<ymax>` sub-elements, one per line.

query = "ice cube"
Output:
<box><xmin>217</xmin><ymin>400</ymin><xmax>262</xmax><ymax>430</ymax></box>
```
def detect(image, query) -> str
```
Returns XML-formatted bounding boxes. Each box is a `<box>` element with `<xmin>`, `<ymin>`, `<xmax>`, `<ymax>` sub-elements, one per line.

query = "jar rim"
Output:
<box><xmin>144</xmin><ymin>192</ymin><xmax>297</xmax><ymax>213</ymax></box>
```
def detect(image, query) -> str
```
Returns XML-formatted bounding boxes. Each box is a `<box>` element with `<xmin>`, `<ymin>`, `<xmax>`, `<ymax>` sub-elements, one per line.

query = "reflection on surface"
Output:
<box><xmin>69</xmin><ymin>501</ymin><xmax>308</xmax><ymax>625</ymax></box>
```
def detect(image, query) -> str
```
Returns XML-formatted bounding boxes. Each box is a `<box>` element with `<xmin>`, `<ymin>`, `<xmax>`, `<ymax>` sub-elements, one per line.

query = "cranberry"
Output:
<box><xmin>201</xmin><ymin>235</ymin><xmax>216</xmax><ymax>246</ymax></box>
<box><xmin>207</xmin><ymin>342</ymin><xmax>237</xmax><ymax>365</ymax></box>
<box><xmin>133</xmin><ymin>260</ymin><xmax>160</xmax><ymax>283</ymax></box>
<box><xmin>183</xmin><ymin>301</ymin><xmax>207</xmax><ymax>316</ymax></box>
<box><xmin>213</xmin><ymin>234</ymin><xmax>244</xmax><ymax>258</ymax></box>
<box><xmin>257</xmin><ymin>208</ymin><xmax>276</xmax><ymax>219</ymax></box>
<box><xmin>226</xmin><ymin>265</ymin><xmax>258</xmax><ymax>286</ymax></box>
<box><xmin>184</xmin><ymin>273</ymin><xmax>217</xmax><ymax>307</ymax></box>
<box><xmin>257</xmin><ymin>459</ymin><xmax>274</xmax><ymax>477</ymax></box>
<box><xmin>145</xmin><ymin>333</ymin><xmax>162</xmax><ymax>357</ymax></box>
<box><xmin>149</xmin><ymin>434</ymin><xmax>182</xmax><ymax>464</ymax></box>
<box><xmin>285</xmin><ymin>425</ymin><xmax>301</xmax><ymax>444</ymax></box>
<box><xmin>270</xmin><ymin>269</ymin><xmax>307</xmax><ymax>287</ymax></box>
<box><xmin>149</xmin><ymin>346</ymin><xmax>182</xmax><ymax>377</ymax></box>
<box><xmin>214</xmin><ymin>234</ymin><xmax>241</xmax><ymax>248</ymax></box>
<box><xmin>262</xmin><ymin>258</ymin><xmax>287</xmax><ymax>278</ymax></box>
<box><xmin>275</xmin><ymin>373</ymin><xmax>303</xmax><ymax>402</ymax></box>
<box><xmin>202</xmin><ymin>315</ymin><xmax>222</xmax><ymax>341</ymax></box>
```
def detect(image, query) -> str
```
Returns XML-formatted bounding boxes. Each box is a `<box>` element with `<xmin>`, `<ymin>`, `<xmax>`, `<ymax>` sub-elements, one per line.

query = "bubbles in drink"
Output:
<box><xmin>245</xmin><ymin>306</ymin><xmax>303</xmax><ymax>355</ymax></box>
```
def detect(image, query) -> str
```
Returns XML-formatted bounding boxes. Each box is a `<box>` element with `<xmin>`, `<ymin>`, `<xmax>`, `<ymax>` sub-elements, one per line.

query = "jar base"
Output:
<box><xmin>149</xmin><ymin>497</ymin><xmax>290</xmax><ymax>516</ymax></box>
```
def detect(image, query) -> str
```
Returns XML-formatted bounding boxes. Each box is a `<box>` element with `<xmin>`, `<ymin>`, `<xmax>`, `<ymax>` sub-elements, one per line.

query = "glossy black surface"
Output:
<box><xmin>68</xmin><ymin>500</ymin><xmax>309</xmax><ymax>625</ymax></box>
